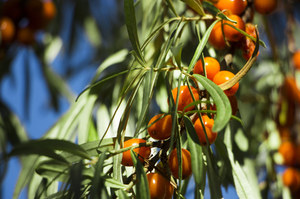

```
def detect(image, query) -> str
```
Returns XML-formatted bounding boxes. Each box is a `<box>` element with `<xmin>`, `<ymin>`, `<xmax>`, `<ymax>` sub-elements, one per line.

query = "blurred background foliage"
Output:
<box><xmin>1</xmin><ymin>0</ymin><xmax>300</xmax><ymax>198</ymax></box>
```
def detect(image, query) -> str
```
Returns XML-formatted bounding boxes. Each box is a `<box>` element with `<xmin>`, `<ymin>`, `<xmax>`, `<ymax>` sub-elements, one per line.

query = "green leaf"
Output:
<box><xmin>187</xmin><ymin>19</ymin><xmax>220</xmax><ymax>74</ymax></box>
<box><xmin>124</xmin><ymin>0</ymin><xmax>145</xmax><ymax>63</ymax></box>
<box><xmin>184</xmin><ymin>116</ymin><xmax>205</xmax><ymax>186</ymax></box>
<box><xmin>192</xmin><ymin>74</ymin><xmax>231</xmax><ymax>132</ymax></box>
<box><xmin>35</xmin><ymin>160</ymin><xmax>69</xmax><ymax>182</ymax></box>
<box><xmin>8</xmin><ymin>139</ymin><xmax>91</xmax><ymax>162</ymax></box>
<box><xmin>131</xmin><ymin>150</ymin><xmax>150</xmax><ymax>199</ymax></box>
<box><xmin>182</xmin><ymin>0</ymin><xmax>205</xmax><ymax>16</ymax></box>
<box><xmin>90</xmin><ymin>152</ymin><xmax>109</xmax><ymax>199</ymax></box>
<box><xmin>224</xmin><ymin>125</ymin><xmax>256</xmax><ymax>199</ymax></box>
<box><xmin>171</xmin><ymin>43</ymin><xmax>183</xmax><ymax>70</ymax></box>
<box><xmin>203</xmin><ymin>147</ymin><xmax>223</xmax><ymax>199</ymax></box>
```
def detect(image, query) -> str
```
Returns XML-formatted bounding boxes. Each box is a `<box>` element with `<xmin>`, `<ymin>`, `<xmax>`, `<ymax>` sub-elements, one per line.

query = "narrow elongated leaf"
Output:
<box><xmin>187</xmin><ymin>19</ymin><xmax>220</xmax><ymax>74</ymax></box>
<box><xmin>124</xmin><ymin>0</ymin><xmax>145</xmax><ymax>63</ymax></box>
<box><xmin>184</xmin><ymin>116</ymin><xmax>205</xmax><ymax>185</ymax></box>
<box><xmin>90</xmin><ymin>152</ymin><xmax>109</xmax><ymax>199</ymax></box>
<box><xmin>192</xmin><ymin>74</ymin><xmax>231</xmax><ymax>132</ymax></box>
<box><xmin>131</xmin><ymin>150</ymin><xmax>150</xmax><ymax>199</ymax></box>
<box><xmin>224</xmin><ymin>125</ymin><xmax>256</xmax><ymax>199</ymax></box>
<box><xmin>182</xmin><ymin>0</ymin><xmax>205</xmax><ymax>16</ymax></box>
<box><xmin>203</xmin><ymin>147</ymin><xmax>223</xmax><ymax>199</ymax></box>
<box><xmin>8</xmin><ymin>139</ymin><xmax>91</xmax><ymax>161</ymax></box>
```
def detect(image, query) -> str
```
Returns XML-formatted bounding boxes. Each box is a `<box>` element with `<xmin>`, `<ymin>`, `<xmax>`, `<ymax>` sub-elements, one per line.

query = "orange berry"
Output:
<box><xmin>171</xmin><ymin>85</ymin><xmax>199</xmax><ymax>112</ymax></box>
<box><xmin>168</xmin><ymin>148</ymin><xmax>192</xmax><ymax>179</ymax></box>
<box><xmin>283</xmin><ymin>76</ymin><xmax>300</xmax><ymax>105</ymax></box>
<box><xmin>278</xmin><ymin>141</ymin><xmax>296</xmax><ymax>166</ymax></box>
<box><xmin>193</xmin><ymin>57</ymin><xmax>221</xmax><ymax>81</ymax></box>
<box><xmin>43</xmin><ymin>1</ymin><xmax>57</xmax><ymax>22</ymax></box>
<box><xmin>254</xmin><ymin>0</ymin><xmax>277</xmax><ymax>15</ymax></box>
<box><xmin>282</xmin><ymin>168</ymin><xmax>300</xmax><ymax>193</ymax></box>
<box><xmin>121</xmin><ymin>139</ymin><xmax>151</xmax><ymax>166</ymax></box>
<box><xmin>223</xmin><ymin>14</ymin><xmax>245</xmax><ymax>42</ymax></box>
<box><xmin>214</xmin><ymin>0</ymin><xmax>248</xmax><ymax>15</ymax></box>
<box><xmin>194</xmin><ymin>115</ymin><xmax>217</xmax><ymax>145</ymax></box>
<box><xmin>292</xmin><ymin>50</ymin><xmax>300</xmax><ymax>70</ymax></box>
<box><xmin>213</xmin><ymin>70</ymin><xmax>239</xmax><ymax>96</ymax></box>
<box><xmin>209</xmin><ymin>21</ymin><xmax>226</xmax><ymax>50</ymax></box>
<box><xmin>148</xmin><ymin>114</ymin><xmax>172</xmax><ymax>140</ymax></box>
<box><xmin>0</xmin><ymin>17</ymin><xmax>15</xmax><ymax>44</ymax></box>
<box><xmin>147</xmin><ymin>173</ymin><xmax>173</xmax><ymax>199</ymax></box>
<box><xmin>17</xmin><ymin>27</ymin><xmax>35</xmax><ymax>45</ymax></box>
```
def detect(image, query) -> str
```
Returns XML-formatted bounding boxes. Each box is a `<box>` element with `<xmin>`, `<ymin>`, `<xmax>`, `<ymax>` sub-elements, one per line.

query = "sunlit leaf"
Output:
<box><xmin>192</xmin><ymin>74</ymin><xmax>231</xmax><ymax>132</ymax></box>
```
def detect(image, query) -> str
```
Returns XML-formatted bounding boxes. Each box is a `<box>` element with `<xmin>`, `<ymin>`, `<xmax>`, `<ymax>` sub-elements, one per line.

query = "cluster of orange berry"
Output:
<box><xmin>0</xmin><ymin>0</ymin><xmax>56</xmax><ymax>48</ymax></box>
<box><xmin>277</xmin><ymin>50</ymin><xmax>300</xmax><ymax>196</ymax></box>
<box><xmin>209</xmin><ymin>0</ymin><xmax>277</xmax><ymax>60</ymax></box>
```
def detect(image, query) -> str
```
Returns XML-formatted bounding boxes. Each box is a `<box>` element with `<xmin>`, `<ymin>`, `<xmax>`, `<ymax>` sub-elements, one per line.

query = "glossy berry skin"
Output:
<box><xmin>0</xmin><ymin>17</ymin><xmax>15</xmax><ymax>44</ymax></box>
<box><xmin>193</xmin><ymin>57</ymin><xmax>221</xmax><ymax>81</ymax></box>
<box><xmin>147</xmin><ymin>173</ymin><xmax>173</xmax><ymax>199</ymax></box>
<box><xmin>121</xmin><ymin>139</ymin><xmax>151</xmax><ymax>166</ymax></box>
<box><xmin>209</xmin><ymin>21</ymin><xmax>226</xmax><ymax>50</ymax></box>
<box><xmin>214</xmin><ymin>0</ymin><xmax>247</xmax><ymax>15</ymax></box>
<box><xmin>168</xmin><ymin>148</ymin><xmax>192</xmax><ymax>179</ymax></box>
<box><xmin>223</xmin><ymin>14</ymin><xmax>245</xmax><ymax>42</ymax></box>
<box><xmin>194</xmin><ymin>115</ymin><xmax>217</xmax><ymax>145</ymax></box>
<box><xmin>293</xmin><ymin>50</ymin><xmax>300</xmax><ymax>70</ymax></box>
<box><xmin>171</xmin><ymin>85</ymin><xmax>199</xmax><ymax>112</ymax></box>
<box><xmin>282</xmin><ymin>167</ymin><xmax>300</xmax><ymax>193</ymax></box>
<box><xmin>278</xmin><ymin>141</ymin><xmax>296</xmax><ymax>166</ymax></box>
<box><xmin>148</xmin><ymin>114</ymin><xmax>172</xmax><ymax>140</ymax></box>
<box><xmin>254</xmin><ymin>0</ymin><xmax>277</xmax><ymax>15</ymax></box>
<box><xmin>213</xmin><ymin>70</ymin><xmax>239</xmax><ymax>96</ymax></box>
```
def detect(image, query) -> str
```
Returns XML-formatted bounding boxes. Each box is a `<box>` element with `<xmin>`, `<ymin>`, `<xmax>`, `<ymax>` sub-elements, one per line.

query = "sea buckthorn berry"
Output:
<box><xmin>278</xmin><ymin>141</ymin><xmax>297</xmax><ymax>166</ymax></box>
<box><xmin>282</xmin><ymin>168</ymin><xmax>300</xmax><ymax>193</ymax></box>
<box><xmin>208</xmin><ymin>21</ymin><xmax>226</xmax><ymax>50</ymax></box>
<box><xmin>213</xmin><ymin>70</ymin><xmax>239</xmax><ymax>96</ymax></box>
<box><xmin>283</xmin><ymin>76</ymin><xmax>300</xmax><ymax>105</ymax></box>
<box><xmin>292</xmin><ymin>50</ymin><xmax>300</xmax><ymax>70</ymax></box>
<box><xmin>17</xmin><ymin>27</ymin><xmax>36</xmax><ymax>45</ymax></box>
<box><xmin>148</xmin><ymin>114</ymin><xmax>172</xmax><ymax>140</ymax></box>
<box><xmin>0</xmin><ymin>17</ymin><xmax>15</xmax><ymax>44</ymax></box>
<box><xmin>194</xmin><ymin>115</ymin><xmax>217</xmax><ymax>145</ymax></box>
<box><xmin>214</xmin><ymin>0</ymin><xmax>247</xmax><ymax>15</ymax></box>
<box><xmin>254</xmin><ymin>0</ymin><xmax>277</xmax><ymax>15</ymax></box>
<box><xmin>168</xmin><ymin>148</ymin><xmax>192</xmax><ymax>179</ymax></box>
<box><xmin>171</xmin><ymin>85</ymin><xmax>199</xmax><ymax>112</ymax></box>
<box><xmin>147</xmin><ymin>173</ymin><xmax>174</xmax><ymax>199</ymax></box>
<box><xmin>223</xmin><ymin>14</ymin><xmax>245</xmax><ymax>42</ymax></box>
<box><xmin>193</xmin><ymin>57</ymin><xmax>221</xmax><ymax>81</ymax></box>
<box><xmin>121</xmin><ymin>139</ymin><xmax>151</xmax><ymax>166</ymax></box>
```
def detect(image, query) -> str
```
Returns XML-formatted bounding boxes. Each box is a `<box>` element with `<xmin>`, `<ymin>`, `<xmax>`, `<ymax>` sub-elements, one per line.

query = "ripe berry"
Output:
<box><xmin>193</xmin><ymin>57</ymin><xmax>221</xmax><ymax>81</ymax></box>
<box><xmin>148</xmin><ymin>114</ymin><xmax>172</xmax><ymax>140</ymax></box>
<box><xmin>213</xmin><ymin>70</ymin><xmax>239</xmax><ymax>96</ymax></box>
<box><xmin>223</xmin><ymin>14</ymin><xmax>245</xmax><ymax>42</ymax></box>
<box><xmin>254</xmin><ymin>0</ymin><xmax>277</xmax><ymax>15</ymax></box>
<box><xmin>168</xmin><ymin>148</ymin><xmax>192</xmax><ymax>179</ymax></box>
<box><xmin>214</xmin><ymin>0</ymin><xmax>248</xmax><ymax>15</ymax></box>
<box><xmin>147</xmin><ymin>173</ymin><xmax>173</xmax><ymax>199</ymax></box>
<box><xmin>209</xmin><ymin>21</ymin><xmax>226</xmax><ymax>50</ymax></box>
<box><xmin>278</xmin><ymin>141</ymin><xmax>297</xmax><ymax>166</ymax></box>
<box><xmin>121</xmin><ymin>139</ymin><xmax>151</xmax><ymax>166</ymax></box>
<box><xmin>171</xmin><ymin>85</ymin><xmax>199</xmax><ymax>112</ymax></box>
<box><xmin>194</xmin><ymin>115</ymin><xmax>217</xmax><ymax>145</ymax></box>
<box><xmin>292</xmin><ymin>50</ymin><xmax>300</xmax><ymax>70</ymax></box>
<box><xmin>282</xmin><ymin>168</ymin><xmax>300</xmax><ymax>193</ymax></box>
<box><xmin>0</xmin><ymin>17</ymin><xmax>15</xmax><ymax>44</ymax></box>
